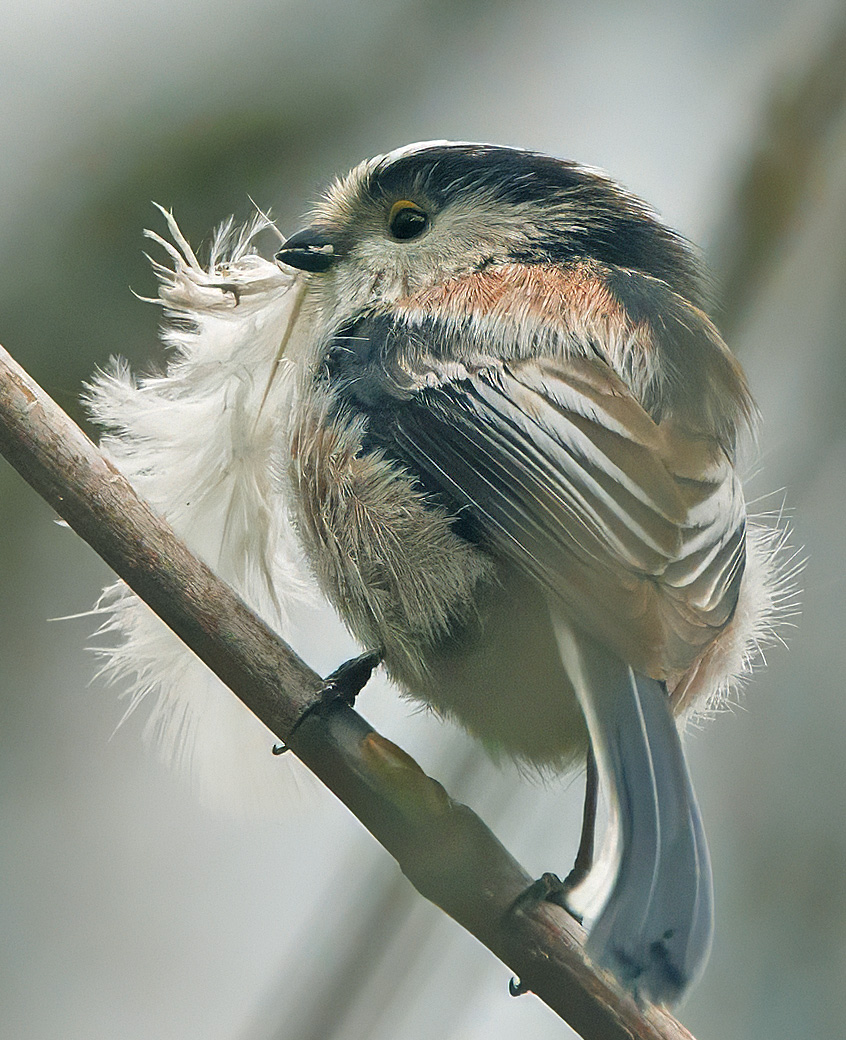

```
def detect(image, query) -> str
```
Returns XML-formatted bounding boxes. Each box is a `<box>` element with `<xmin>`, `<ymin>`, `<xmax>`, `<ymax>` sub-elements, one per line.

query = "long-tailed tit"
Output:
<box><xmin>272</xmin><ymin>141</ymin><xmax>786</xmax><ymax>1005</ymax></box>
<box><xmin>88</xmin><ymin>141</ymin><xmax>790</xmax><ymax>1007</ymax></box>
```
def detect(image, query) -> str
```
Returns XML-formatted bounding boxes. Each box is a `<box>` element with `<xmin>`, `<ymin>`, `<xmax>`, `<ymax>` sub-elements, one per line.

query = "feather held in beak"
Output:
<box><xmin>84</xmin><ymin>208</ymin><xmax>315</xmax><ymax>812</ymax></box>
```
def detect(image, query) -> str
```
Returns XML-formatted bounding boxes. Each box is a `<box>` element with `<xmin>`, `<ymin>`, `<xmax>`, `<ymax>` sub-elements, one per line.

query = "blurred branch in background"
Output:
<box><xmin>0</xmin><ymin>342</ymin><xmax>698</xmax><ymax>1040</ymax></box>
<box><xmin>710</xmin><ymin>15</ymin><xmax>846</xmax><ymax>335</ymax></box>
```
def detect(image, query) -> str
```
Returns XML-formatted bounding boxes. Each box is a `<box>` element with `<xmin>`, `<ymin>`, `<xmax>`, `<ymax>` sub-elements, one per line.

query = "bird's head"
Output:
<box><xmin>276</xmin><ymin>141</ymin><xmax>706</xmax><ymax>343</ymax></box>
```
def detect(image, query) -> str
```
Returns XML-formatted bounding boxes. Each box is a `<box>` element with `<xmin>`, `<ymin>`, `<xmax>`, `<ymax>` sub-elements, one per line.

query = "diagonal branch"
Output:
<box><xmin>0</xmin><ymin>341</ymin><xmax>696</xmax><ymax>1040</ymax></box>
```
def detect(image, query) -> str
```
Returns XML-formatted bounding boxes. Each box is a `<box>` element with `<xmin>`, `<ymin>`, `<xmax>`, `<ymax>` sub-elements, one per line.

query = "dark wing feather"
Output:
<box><xmin>386</xmin><ymin>352</ymin><xmax>745</xmax><ymax>679</ymax></box>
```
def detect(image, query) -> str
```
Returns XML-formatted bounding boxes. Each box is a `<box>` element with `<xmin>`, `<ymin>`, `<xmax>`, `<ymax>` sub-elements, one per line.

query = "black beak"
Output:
<box><xmin>275</xmin><ymin>226</ymin><xmax>341</xmax><ymax>273</ymax></box>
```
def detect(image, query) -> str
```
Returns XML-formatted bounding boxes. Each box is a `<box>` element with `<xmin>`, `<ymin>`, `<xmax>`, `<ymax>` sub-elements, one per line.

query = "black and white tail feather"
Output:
<box><xmin>85</xmin><ymin>208</ymin><xmax>314</xmax><ymax>812</ymax></box>
<box><xmin>556</xmin><ymin>514</ymin><xmax>800</xmax><ymax>1003</ymax></box>
<box><xmin>556</xmin><ymin>623</ymin><xmax>714</xmax><ymax>1004</ymax></box>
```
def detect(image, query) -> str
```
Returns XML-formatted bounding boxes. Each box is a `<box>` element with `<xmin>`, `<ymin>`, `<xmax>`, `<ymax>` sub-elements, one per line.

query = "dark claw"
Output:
<box><xmin>280</xmin><ymin>650</ymin><xmax>382</xmax><ymax>751</ymax></box>
<box><xmin>509</xmin><ymin>976</ymin><xmax>530</xmax><ymax>997</ymax></box>
<box><xmin>508</xmin><ymin>871</ymin><xmax>583</xmax><ymax>924</ymax></box>
<box><xmin>322</xmin><ymin>649</ymin><xmax>382</xmax><ymax>706</ymax></box>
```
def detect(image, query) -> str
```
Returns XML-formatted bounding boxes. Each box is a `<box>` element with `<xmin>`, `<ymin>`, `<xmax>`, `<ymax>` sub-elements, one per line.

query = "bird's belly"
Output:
<box><xmin>420</xmin><ymin>563</ymin><xmax>588</xmax><ymax>769</ymax></box>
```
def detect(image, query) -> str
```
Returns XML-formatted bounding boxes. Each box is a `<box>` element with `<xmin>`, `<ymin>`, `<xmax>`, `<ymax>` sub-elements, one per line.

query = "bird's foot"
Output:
<box><xmin>322</xmin><ymin>649</ymin><xmax>383</xmax><ymax>707</ymax></box>
<box><xmin>272</xmin><ymin>649</ymin><xmax>382</xmax><ymax>754</ymax></box>
<box><xmin>506</xmin><ymin>871</ymin><xmax>584</xmax><ymax>998</ymax></box>
<box><xmin>509</xmin><ymin>871</ymin><xmax>584</xmax><ymax>923</ymax></box>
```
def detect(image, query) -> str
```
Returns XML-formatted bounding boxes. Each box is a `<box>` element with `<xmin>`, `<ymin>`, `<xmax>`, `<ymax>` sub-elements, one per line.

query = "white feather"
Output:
<box><xmin>85</xmin><ymin>208</ymin><xmax>315</xmax><ymax>813</ymax></box>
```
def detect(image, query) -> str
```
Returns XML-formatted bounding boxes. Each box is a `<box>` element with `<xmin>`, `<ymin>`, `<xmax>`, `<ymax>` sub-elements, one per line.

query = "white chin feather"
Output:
<box><xmin>85</xmin><ymin>208</ymin><xmax>316</xmax><ymax>814</ymax></box>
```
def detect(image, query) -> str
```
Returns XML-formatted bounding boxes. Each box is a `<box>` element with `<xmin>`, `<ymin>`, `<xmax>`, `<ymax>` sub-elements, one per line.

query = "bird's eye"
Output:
<box><xmin>388</xmin><ymin>200</ymin><xmax>429</xmax><ymax>241</ymax></box>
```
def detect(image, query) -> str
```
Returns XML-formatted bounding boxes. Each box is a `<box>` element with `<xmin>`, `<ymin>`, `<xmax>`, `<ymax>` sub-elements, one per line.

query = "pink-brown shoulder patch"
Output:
<box><xmin>403</xmin><ymin>262</ymin><xmax>629</xmax><ymax>334</ymax></box>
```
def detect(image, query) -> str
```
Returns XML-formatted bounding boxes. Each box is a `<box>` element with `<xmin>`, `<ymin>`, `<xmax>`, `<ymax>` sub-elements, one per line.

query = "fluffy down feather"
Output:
<box><xmin>85</xmin><ymin>208</ymin><xmax>314</xmax><ymax>812</ymax></box>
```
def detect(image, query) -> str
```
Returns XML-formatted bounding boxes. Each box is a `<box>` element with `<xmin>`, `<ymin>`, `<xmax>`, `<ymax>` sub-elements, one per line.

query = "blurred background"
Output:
<box><xmin>1</xmin><ymin>1</ymin><xmax>845</xmax><ymax>1038</ymax></box>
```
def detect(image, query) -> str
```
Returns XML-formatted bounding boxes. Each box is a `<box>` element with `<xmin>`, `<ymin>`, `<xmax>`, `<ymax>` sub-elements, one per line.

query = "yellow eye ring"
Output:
<box><xmin>388</xmin><ymin>200</ymin><xmax>429</xmax><ymax>240</ymax></box>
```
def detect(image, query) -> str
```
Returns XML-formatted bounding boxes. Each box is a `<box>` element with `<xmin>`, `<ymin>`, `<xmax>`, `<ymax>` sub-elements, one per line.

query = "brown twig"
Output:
<box><xmin>0</xmin><ymin>341</ymin><xmax>696</xmax><ymax>1040</ymax></box>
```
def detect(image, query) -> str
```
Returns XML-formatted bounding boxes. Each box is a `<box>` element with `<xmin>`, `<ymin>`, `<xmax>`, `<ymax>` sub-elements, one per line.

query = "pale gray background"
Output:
<box><xmin>2</xmin><ymin>2</ymin><xmax>845</xmax><ymax>1038</ymax></box>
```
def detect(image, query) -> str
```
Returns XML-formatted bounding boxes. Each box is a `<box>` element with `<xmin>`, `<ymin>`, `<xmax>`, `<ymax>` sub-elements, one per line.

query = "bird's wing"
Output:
<box><xmin>323</xmin><ymin>288</ymin><xmax>741</xmax><ymax>1003</ymax></box>
<box><xmin>373</xmin><ymin>348</ymin><xmax>746</xmax><ymax>680</ymax></box>
<box><xmin>358</xmin><ymin>313</ymin><xmax>732</xmax><ymax>1003</ymax></box>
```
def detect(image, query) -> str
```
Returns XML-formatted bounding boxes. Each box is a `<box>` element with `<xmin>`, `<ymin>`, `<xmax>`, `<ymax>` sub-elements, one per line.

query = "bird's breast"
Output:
<box><xmin>288</xmin><ymin>392</ymin><xmax>496</xmax><ymax>687</ymax></box>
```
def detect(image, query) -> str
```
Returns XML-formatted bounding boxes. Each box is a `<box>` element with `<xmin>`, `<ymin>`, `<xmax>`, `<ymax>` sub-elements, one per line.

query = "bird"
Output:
<box><xmin>270</xmin><ymin>140</ymin><xmax>781</xmax><ymax>1006</ymax></box>
<box><xmin>86</xmin><ymin>140</ymin><xmax>787</xmax><ymax>1007</ymax></box>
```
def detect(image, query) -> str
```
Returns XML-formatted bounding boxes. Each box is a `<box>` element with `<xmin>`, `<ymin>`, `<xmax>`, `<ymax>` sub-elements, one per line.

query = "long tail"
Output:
<box><xmin>556</xmin><ymin>624</ymin><xmax>714</xmax><ymax>1006</ymax></box>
